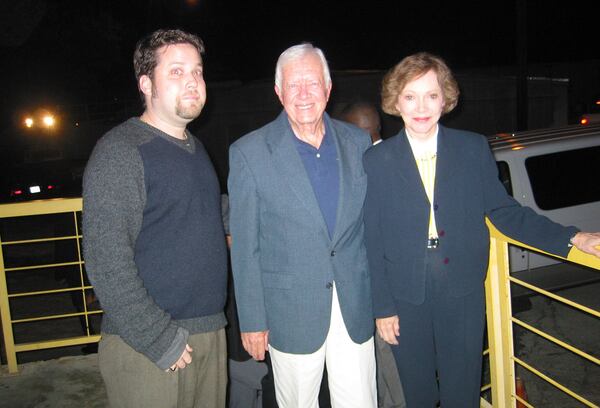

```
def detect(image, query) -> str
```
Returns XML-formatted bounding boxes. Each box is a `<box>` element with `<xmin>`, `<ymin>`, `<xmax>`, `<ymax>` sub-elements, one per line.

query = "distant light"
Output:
<box><xmin>24</xmin><ymin>117</ymin><xmax>34</xmax><ymax>128</ymax></box>
<box><xmin>47</xmin><ymin>185</ymin><xmax>54</xmax><ymax>190</ymax></box>
<box><xmin>11</xmin><ymin>189</ymin><xmax>23</xmax><ymax>196</ymax></box>
<box><xmin>29</xmin><ymin>185</ymin><xmax>41</xmax><ymax>194</ymax></box>
<box><xmin>595</xmin><ymin>100</ymin><xmax>600</xmax><ymax>106</ymax></box>
<box><xmin>42</xmin><ymin>115</ymin><xmax>55</xmax><ymax>127</ymax></box>
<box><xmin>580</xmin><ymin>117</ymin><xmax>589</xmax><ymax>125</ymax></box>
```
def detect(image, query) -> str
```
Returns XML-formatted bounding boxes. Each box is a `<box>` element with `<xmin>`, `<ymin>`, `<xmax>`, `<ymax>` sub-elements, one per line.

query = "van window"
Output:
<box><xmin>525</xmin><ymin>146</ymin><xmax>600</xmax><ymax>210</ymax></box>
<box><xmin>496</xmin><ymin>161</ymin><xmax>513</xmax><ymax>196</ymax></box>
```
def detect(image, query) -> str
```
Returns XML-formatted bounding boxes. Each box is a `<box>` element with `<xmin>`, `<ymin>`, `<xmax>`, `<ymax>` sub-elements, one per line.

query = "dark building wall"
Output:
<box><xmin>190</xmin><ymin>70</ymin><xmax>569</xmax><ymax>189</ymax></box>
<box><xmin>12</xmin><ymin>61</ymin><xmax>592</xmax><ymax>193</ymax></box>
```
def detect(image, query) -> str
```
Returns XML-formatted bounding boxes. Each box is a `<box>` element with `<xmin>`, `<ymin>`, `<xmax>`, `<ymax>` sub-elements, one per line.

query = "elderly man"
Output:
<box><xmin>228</xmin><ymin>43</ymin><xmax>377</xmax><ymax>408</ymax></box>
<box><xmin>83</xmin><ymin>29</ymin><xmax>227</xmax><ymax>407</ymax></box>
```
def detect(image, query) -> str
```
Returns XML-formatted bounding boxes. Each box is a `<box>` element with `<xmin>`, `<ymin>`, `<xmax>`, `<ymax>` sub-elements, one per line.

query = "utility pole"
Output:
<box><xmin>516</xmin><ymin>0</ymin><xmax>528</xmax><ymax>131</ymax></box>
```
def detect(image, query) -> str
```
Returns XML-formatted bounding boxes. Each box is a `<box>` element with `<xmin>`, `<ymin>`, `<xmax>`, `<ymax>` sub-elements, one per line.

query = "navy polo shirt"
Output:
<box><xmin>293</xmin><ymin>122</ymin><xmax>340</xmax><ymax>239</ymax></box>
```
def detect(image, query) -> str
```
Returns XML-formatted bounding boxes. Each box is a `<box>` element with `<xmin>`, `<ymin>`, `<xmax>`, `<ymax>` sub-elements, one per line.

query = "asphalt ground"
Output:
<box><xmin>1</xmin><ymin>268</ymin><xmax>598</xmax><ymax>407</ymax></box>
<box><xmin>512</xmin><ymin>280</ymin><xmax>600</xmax><ymax>406</ymax></box>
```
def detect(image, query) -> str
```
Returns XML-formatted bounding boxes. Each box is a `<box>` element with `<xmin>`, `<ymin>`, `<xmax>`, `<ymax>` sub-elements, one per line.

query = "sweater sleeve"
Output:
<box><xmin>82</xmin><ymin>133</ymin><xmax>187</xmax><ymax>370</ymax></box>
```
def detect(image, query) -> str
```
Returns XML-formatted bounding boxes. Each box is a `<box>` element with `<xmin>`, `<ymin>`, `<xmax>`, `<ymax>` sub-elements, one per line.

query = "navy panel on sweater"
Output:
<box><xmin>135</xmin><ymin>135</ymin><xmax>227</xmax><ymax>320</ymax></box>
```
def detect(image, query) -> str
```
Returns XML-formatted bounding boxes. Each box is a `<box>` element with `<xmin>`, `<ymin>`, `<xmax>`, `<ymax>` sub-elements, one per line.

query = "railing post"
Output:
<box><xmin>0</xmin><ymin>235</ymin><xmax>18</xmax><ymax>374</ymax></box>
<box><xmin>485</xmin><ymin>221</ymin><xmax>516</xmax><ymax>407</ymax></box>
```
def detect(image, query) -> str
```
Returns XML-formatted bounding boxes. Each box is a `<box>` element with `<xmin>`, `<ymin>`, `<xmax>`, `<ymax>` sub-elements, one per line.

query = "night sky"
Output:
<box><xmin>1</xmin><ymin>0</ymin><xmax>599</xmax><ymax>140</ymax></box>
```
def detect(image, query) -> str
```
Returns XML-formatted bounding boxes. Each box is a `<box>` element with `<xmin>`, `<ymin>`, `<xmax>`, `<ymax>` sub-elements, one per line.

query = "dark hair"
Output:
<box><xmin>133</xmin><ymin>29</ymin><xmax>205</xmax><ymax>101</ymax></box>
<box><xmin>340</xmin><ymin>100</ymin><xmax>380</xmax><ymax>120</ymax></box>
<box><xmin>381</xmin><ymin>52</ymin><xmax>459</xmax><ymax>117</ymax></box>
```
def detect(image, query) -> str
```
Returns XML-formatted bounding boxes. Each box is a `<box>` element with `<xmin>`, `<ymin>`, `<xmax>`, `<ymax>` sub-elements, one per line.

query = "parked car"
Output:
<box><xmin>0</xmin><ymin>159</ymin><xmax>86</xmax><ymax>203</ymax></box>
<box><xmin>488</xmin><ymin>122</ymin><xmax>600</xmax><ymax>291</ymax></box>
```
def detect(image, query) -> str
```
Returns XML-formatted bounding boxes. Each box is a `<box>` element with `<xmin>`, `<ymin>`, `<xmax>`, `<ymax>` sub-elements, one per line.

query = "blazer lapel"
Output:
<box><xmin>269</xmin><ymin>112</ymin><xmax>330</xmax><ymax>238</ymax></box>
<box><xmin>393</xmin><ymin>131</ymin><xmax>430</xmax><ymax>203</ymax></box>
<box><xmin>434</xmin><ymin>125</ymin><xmax>459</xmax><ymax>200</ymax></box>
<box><xmin>329</xmin><ymin>120</ymin><xmax>357</xmax><ymax>245</ymax></box>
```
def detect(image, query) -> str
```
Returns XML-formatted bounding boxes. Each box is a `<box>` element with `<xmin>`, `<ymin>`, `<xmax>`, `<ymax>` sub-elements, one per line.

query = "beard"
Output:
<box><xmin>175</xmin><ymin>96</ymin><xmax>204</xmax><ymax>120</ymax></box>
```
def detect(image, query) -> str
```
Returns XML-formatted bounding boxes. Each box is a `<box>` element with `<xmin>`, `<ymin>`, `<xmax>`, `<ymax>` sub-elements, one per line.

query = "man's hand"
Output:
<box><xmin>376</xmin><ymin>315</ymin><xmax>400</xmax><ymax>345</ymax></box>
<box><xmin>241</xmin><ymin>331</ymin><xmax>269</xmax><ymax>361</ymax></box>
<box><xmin>168</xmin><ymin>344</ymin><xmax>193</xmax><ymax>372</ymax></box>
<box><xmin>572</xmin><ymin>232</ymin><xmax>600</xmax><ymax>258</ymax></box>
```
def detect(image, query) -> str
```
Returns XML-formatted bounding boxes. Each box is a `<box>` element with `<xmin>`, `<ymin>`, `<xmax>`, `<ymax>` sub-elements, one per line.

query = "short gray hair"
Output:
<box><xmin>275</xmin><ymin>43</ymin><xmax>331</xmax><ymax>89</ymax></box>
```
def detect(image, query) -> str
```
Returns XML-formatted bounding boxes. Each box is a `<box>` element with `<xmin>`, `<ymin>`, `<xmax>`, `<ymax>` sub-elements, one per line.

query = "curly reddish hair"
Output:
<box><xmin>381</xmin><ymin>52</ymin><xmax>459</xmax><ymax>117</ymax></box>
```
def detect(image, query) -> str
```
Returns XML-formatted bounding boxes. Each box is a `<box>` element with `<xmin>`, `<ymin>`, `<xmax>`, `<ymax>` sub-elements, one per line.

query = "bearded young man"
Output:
<box><xmin>83</xmin><ymin>29</ymin><xmax>227</xmax><ymax>408</ymax></box>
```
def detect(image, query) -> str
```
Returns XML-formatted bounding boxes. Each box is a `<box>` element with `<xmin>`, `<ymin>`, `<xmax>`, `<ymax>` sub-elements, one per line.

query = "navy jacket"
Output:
<box><xmin>363</xmin><ymin>126</ymin><xmax>578</xmax><ymax>317</ymax></box>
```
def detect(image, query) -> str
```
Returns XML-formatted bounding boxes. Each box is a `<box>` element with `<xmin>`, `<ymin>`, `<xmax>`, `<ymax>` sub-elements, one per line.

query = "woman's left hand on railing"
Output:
<box><xmin>572</xmin><ymin>232</ymin><xmax>600</xmax><ymax>258</ymax></box>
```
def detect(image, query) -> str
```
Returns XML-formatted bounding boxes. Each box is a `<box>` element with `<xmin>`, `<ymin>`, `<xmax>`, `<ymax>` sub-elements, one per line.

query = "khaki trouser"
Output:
<box><xmin>99</xmin><ymin>329</ymin><xmax>227</xmax><ymax>408</ymax></box>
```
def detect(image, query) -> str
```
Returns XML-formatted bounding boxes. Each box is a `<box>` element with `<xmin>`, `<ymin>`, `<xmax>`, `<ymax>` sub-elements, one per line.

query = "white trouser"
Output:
<box><xmin>269</xmin><ymin>284</ymin><xmax>377</xmax><ymax>408</ymax></box>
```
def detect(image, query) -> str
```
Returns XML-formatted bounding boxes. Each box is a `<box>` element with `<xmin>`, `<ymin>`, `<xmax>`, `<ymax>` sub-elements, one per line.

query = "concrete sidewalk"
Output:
<box><xmin>0</xmin><ymin>353</ymin><xmax>107</xmax><ymax>408</ymax></box>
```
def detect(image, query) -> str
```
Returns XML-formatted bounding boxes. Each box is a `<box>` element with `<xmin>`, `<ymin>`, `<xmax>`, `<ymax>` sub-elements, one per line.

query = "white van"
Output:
<box><xmin>487</xmin><ymin>122</ymin><xmax>600</xmax><ymax>290</ymax></box>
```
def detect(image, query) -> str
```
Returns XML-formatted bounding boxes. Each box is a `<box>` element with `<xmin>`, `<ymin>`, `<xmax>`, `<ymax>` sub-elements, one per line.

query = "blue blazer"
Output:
<box><xmin>228</xmin><ymin>111</ymin><xmax>374</xmax><ymax>354</ymax></box>
<box><xmin>363</xmin><ymin>126</ymin><xmax>578</xmax><ymax>317</ymax></box>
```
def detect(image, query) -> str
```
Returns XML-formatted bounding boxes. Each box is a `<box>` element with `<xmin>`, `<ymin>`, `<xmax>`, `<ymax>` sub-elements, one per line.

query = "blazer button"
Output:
<box><xmin>326</xmin><ymin>282</ymin><xmax>333</xmax><ymax>289</ymax></box>
<box><xmin>434</xmin><ymin>203</ymin><xmax>439</xmax><ymax>211</ymax></box>
<box><xmin>330</xmin><ymin>250</ymin><xmax>336</xmax><ymax>257</ymax></box>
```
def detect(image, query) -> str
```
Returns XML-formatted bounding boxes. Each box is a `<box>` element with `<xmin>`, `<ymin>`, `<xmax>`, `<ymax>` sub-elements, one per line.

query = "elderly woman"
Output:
<box><xmin>362</xmin><ymin>52</ymin><xmax>600</xmax><ymax>407</ymax></box>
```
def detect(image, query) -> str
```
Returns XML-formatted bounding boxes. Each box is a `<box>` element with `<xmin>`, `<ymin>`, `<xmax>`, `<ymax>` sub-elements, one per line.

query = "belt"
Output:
<box><xmin>427</xmin><ymin>237</ymin><xmax>439</xmax><ymax>249</ymax></box>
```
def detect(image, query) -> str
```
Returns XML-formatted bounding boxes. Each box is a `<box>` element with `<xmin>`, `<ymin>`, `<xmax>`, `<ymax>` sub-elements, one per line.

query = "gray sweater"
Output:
<box><xmin>83</xmin><ymin>118</ymin><xmax>227</xmax><ymax>369</ymax></box>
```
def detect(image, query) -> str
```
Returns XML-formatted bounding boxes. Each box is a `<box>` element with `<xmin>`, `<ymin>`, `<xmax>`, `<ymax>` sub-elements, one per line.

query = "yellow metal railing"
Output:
<box><xmin>483</xmin><ymin>219</ymin><xmax>600</xmax><ymax>407</ymax></box>
<box><xmin>0</xmin><ymin>198</ymin><xmax>101</xmax><ymax>374</ymax></box>
<box><xmin>1</xmin><ymin>198</ymin><xmax>599</xmax><ymax>407</ymax></box>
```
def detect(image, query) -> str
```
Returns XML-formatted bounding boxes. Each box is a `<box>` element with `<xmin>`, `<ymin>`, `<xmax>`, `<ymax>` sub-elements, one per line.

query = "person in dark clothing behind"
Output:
<box><xmin>339</xmin><ymin>101</ymin><xmax>383</xmax><ymax>145</ymax></box>
<box><xmin>339</xmin><ymin>101</ymin><xmax>406</xmax><ymax>408</ymax></box>
<box><xmin>223</xmin><ymin>193</ymin><xmax>270</xmax><ymax>408</ymax></box>
<box><xmin>83</xmin><ymin>29</ymin><xmax>228</xmax><ymax>408</ymax></box>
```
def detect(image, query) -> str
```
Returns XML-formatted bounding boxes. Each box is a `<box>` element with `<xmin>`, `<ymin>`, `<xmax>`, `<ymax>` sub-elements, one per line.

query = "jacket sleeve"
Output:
<box><xmin>363</xmin><ymin>151</ymin><xmax>399</xmax><ymax>318</ymax></box>
<box><xmin>478</xmin><ymin>137</ymin><xmax>578</xmax><ymax>257</ymax></box>
<box><xmin>228</xmin><ymin>143</ymin><xmax>268</xmax><ymax>332</ymax></box>
<box><xmin>82</xmin><ymin>136</ymin><xmax>187</xmax><ymax>370</ymax></box>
